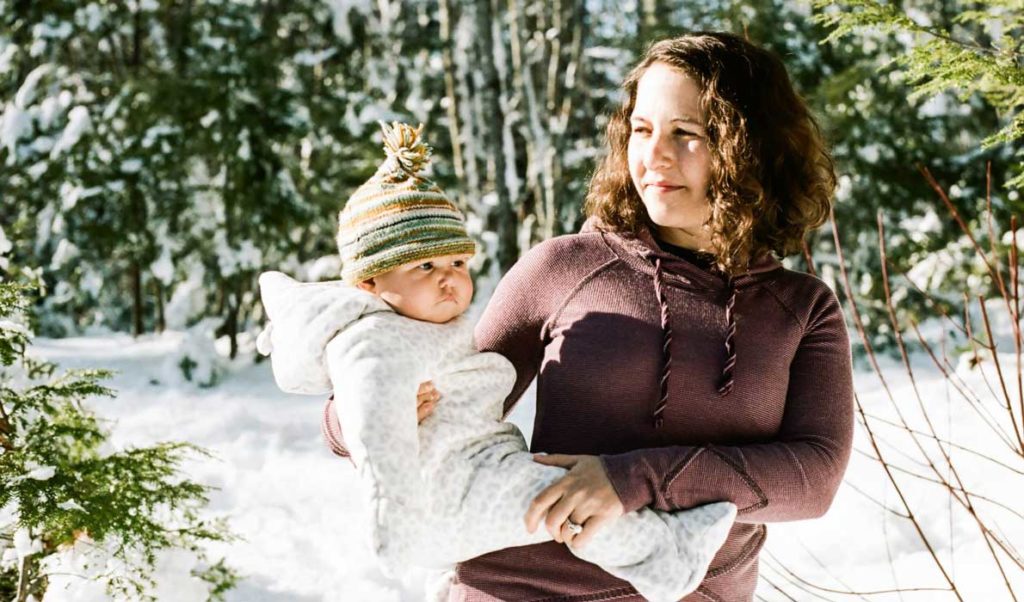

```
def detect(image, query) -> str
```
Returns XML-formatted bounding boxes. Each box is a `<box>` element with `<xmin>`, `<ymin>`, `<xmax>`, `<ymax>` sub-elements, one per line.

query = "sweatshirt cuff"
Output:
<box><xmin>600</xmin><ymin>452</ymin><xmax>657</xmax><ymax>514</ymax></box>
<box><xmin>322</xmin><ymin>396</ymin><xmax>354</xmax><ymax>464</ymax></box>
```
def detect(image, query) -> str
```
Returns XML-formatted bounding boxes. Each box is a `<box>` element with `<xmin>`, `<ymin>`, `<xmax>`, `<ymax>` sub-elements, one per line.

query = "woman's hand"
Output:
<box><xmin>525</xmin><ymin>454</ymin><xmax>625</xmax><ymax>549</ymax></box>
<box><xmin>416</xmin><ymin>380</ymin><xmax>440</xmax><ymax>424</ymax></box>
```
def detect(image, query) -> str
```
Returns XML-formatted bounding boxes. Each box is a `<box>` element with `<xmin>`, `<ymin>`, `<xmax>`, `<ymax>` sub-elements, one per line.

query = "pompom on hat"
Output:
<box><xmin>337</xmin><ymin>121</ymin><xmax>476</xmax><ymax>285</ymax></box>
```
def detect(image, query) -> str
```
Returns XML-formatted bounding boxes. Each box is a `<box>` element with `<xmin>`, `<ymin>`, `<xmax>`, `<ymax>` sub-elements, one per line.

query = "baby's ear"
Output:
<box><xmin>356</xmin><ymin>279</ymin><xmax>376</xmax><ymax>293</ymax></box>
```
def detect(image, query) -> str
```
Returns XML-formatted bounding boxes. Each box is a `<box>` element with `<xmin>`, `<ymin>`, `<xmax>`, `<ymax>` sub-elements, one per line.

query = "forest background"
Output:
<box><xmin>1</xmin><ymin>0</ymin><xmax>1022</xmax><ymax>600</ymax></box>
<box><xmin>0</xmin><ymin>0</ymin><xmax>1018</xmax><ymax>353</ymax></box>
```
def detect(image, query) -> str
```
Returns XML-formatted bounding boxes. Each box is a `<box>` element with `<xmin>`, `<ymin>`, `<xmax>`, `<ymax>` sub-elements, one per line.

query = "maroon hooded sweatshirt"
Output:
<box><xmin>324</xmin><ymin>222</ymin><xmax>854</xmax><ymax>601</ymax></box>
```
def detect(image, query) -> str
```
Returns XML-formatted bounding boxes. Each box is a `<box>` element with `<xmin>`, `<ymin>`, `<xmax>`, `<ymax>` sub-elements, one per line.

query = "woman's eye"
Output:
<box><xmin>675</xmin><ymin>129</ymin><xmax>697</xmax><ymax>137</ymax></box>
<box><xmin>631</xmin><ymin>126</ymin><xmax>649</xmax><ymax>134</ymax></box>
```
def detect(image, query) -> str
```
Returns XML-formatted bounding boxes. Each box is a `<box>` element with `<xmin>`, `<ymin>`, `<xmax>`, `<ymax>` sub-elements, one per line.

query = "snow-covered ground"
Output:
<box><xmin>30</xmin><ymin>325</ymin><xmax>1024</xmax><ymax>601</ymax></box>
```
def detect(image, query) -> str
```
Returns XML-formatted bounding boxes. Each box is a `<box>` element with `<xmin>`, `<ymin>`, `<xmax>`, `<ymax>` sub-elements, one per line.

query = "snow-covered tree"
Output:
<box><xmin>808</xmin><ymin>0</ymin><xmax>1022</xmax><ymax>350</ymax></box>
<box><xmin>2</xmin><ymin>0</ymin><xmax>1018</xmax><ymax>359</ymax></box>
<box><xmin>0</xmin><ymin>0</ymin><xmax>376</xmax><ymax>358</ymax></box>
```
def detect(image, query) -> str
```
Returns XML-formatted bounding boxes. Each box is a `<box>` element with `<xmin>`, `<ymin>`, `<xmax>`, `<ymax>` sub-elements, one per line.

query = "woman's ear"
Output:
<box><xmin>356</xmin><ymin>278</ymin><xmax>376</xmax><ymax>293</ymax></box>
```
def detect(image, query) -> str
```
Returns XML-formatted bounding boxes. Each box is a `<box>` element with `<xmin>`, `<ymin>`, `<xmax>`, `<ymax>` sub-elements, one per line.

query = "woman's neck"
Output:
<box><xmin>654</xmin><ymin>225</ymin><xmax>713</xmax><ymax>253</ymax></box>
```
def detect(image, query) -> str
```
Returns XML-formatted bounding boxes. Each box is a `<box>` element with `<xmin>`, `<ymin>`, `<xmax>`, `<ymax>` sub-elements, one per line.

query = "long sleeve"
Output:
<box><xmin>475</xmin><ymin>239</ymin><xmax>574</xmax><ymax>417</ymax></box>
<box><xmin>600</xmin><ymin>289</ymin><xmax>854</xmax><ymax>523</ymax></box>
<box><xmin>322</xmin><ymin>396</ymin><xmax>354</xmax><ymax>463</ymax></box>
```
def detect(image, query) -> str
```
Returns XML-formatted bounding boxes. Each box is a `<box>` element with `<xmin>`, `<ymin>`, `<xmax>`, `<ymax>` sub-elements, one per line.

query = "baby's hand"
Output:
<box><xmin>417</xmin><ymin>380</ymin><xmax>440</xmax><ymax>424</ymax></box>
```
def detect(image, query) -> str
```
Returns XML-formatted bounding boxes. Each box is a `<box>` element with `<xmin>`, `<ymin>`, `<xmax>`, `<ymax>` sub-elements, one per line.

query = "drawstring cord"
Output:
<box><xmin>647</xmin><ymin>255</ymin><xmax>738</xmax><ymax>428</ymax></box>
<box><xmin>651</xmin><ymin>258</ymin><xmax>672</xmax><ymax>429</ymax></box>
<box><xmin>718</xmin><ymin>279</ymin><xmax>737</xmax><ymax>397</ymax></box>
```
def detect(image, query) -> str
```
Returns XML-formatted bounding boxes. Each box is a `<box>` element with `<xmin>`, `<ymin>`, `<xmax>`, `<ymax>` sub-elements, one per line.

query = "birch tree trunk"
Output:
<box><xmin>443</xmin><ymin>0</ymin><xmax>592</xmax><ymax>260</ymax></box>
<box><xmin>505</xmin><ymin>0</ymin><xmax>588</xmax><ymax>243</ymax></box>
<box><xmin>452</xmin><ymin>4</ymin><xmax>482</xmax><ymax>207</ymax></box>
<box><xmin>547</xmin><ymin>0</ymin><xmax>586</xmax><ymax>235</ymax></box>
<box><xmin>438</xmin><ymin>0</ymin><xmax>466</xmax><ymax>190</ymax></box>
<box><xmin>474</xmin><ymin>0</ymin><xmax>518</xmax><ymax>271</ymax></box>
<box><xmin>507</xmin><ymin>0</ymin><xmax>549</xmax><ymax>244</ymax></box>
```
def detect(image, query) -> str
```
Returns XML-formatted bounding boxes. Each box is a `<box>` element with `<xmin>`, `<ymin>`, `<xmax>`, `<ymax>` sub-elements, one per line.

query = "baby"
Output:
<box><xmin>257</xmin><ymin>122</ymin><xmax>736</xmax><ymax>602</ymax></box>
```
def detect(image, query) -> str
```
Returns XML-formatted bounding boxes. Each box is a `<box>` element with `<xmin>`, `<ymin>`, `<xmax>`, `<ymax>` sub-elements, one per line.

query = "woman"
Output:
<box><xmin>326</xmin><ymin>32</ymin><xmax>853</xmax><ymax>601</ymax></box>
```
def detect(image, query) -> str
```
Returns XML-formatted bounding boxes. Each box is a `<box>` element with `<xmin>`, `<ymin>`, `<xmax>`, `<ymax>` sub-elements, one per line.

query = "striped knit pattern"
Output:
<box><xmin>337</xmin><ymin>122</ymin><xmax>475</xmax><ymax>284</ymax></box>
<box><xmin>717</xmin><ymin>279</ymin><xmax>737</xmax><ymax>397</ymax></box>
<box><xmin>651</xmin><ymin>258</ymin><xmax>672</xmax><ymax>429</ymax></box>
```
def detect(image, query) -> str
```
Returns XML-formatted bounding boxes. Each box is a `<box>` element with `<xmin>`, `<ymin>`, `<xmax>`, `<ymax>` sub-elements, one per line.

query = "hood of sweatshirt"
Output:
<box><xmin>256</xmin><ymin>271</ymin><xmax>392</xmax><ymax>395</ymax></box>
<box><xmin>579</xmin><ymin>216</ymin><xmax>783</xmax><ymax>426</ymax></box>
<box><xmin>579</xmin><ymin>215</ymin><xmax>782</xmax><ymax>291</ymax></box>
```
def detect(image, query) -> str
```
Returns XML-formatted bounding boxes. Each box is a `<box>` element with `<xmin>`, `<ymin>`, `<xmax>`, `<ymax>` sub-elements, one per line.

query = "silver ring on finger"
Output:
<box><xmin>564</xmin><ymin>518</ymin><xmax>583</xmax><ymax>535</ymax></box>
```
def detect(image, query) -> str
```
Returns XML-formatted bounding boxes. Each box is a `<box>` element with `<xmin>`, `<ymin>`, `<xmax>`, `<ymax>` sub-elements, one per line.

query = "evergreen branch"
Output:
<box><xmin>814</xmin><ymin>0</ymin><xmax>1019</xmax><ymax>58</ymax></box>
<box><xmin>917</xmin><ymin>23</ymin><xmax>1016</xmax><ymax>58</ymax></box>
<box><xmin>984</xmin><ymin>114</ymin><xmax>1024</xmax><ymax>147</ymax></box>
<box><xmin>813</xmin><ymin>0</ymin><xmax>917</xmax><ymax>44</ymax></box>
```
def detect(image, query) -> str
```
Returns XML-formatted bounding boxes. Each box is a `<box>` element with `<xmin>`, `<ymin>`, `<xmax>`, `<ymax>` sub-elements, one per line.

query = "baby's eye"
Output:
<box><xmin>417</xmin><ymin>262</ymin><xmax>434</xmax><ymax>271</ymax></box>
<box><xmin>452</xmin><ymin>260</ymin><xmax>465</xmax><ymax>268</ymax></box>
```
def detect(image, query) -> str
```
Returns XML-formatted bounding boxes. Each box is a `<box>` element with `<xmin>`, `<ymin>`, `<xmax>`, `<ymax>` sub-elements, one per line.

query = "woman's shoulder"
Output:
<box><xmin>482</xmin><ymin>232</ymin><xmax>620</xmax><ymax>320</ymax></box>
<box><xmin>511</xmin><ymin>231</ymin><xmax>618</xmax><ymax>281</ymax></box>
<box><xmin>524</xmin><ymin>230</ymin><xmax>612</xmax><ymax>259</ymax></box>
<box><xmin>758</xmin><ymin>264</ymin><xmax>844</xmax><ymax>328</ymax></box>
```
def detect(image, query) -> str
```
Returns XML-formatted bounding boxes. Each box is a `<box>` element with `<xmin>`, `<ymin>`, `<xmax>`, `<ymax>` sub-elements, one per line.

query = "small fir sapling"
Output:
<box><xmin>0</xmin><ymin>282</ymin><xmax>236</xmax><ymax>601</ymax></box>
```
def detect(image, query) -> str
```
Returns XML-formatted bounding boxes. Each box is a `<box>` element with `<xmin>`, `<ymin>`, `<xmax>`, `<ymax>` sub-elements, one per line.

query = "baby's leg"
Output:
<box><xmin>424</xmin><ymin>437</ymin><xmax>736</xmax><ymax>601</ymax></box>
<box><xmin>571</xmin><ymin>502</ymin><xmax>736</xmax><ymax>602</ymax></box>
<box><xmin>418</xmin><ymin>435</ymin><xmax>562</xmax><ymax>564</ymax></box>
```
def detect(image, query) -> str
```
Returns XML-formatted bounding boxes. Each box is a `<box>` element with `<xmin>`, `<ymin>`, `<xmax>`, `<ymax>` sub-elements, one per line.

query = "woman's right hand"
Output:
<box><xmin>417</xmin><ymin>380</ymin><xmax>440</xmax><ymax>423</ymax></box>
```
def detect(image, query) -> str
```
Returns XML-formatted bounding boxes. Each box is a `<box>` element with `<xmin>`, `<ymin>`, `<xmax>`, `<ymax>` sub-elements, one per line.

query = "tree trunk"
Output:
<box><xmin>475</xmin><ymin>0</ymin><xmax>517</xmax><ymax>272</ymax></box>
<box><xmin>548</xmin><ymin>0</ymin><xmax>586</xmax><ymax>233</ymax></box>
<box><xmin>507</xmin><ymin>0</ymin><xmax>547</xmax><ymax>246</ymax></box>
<box><xmin>438</xmin><ymin>0</ymin><xmax>466</xmax><ymax>189</ymax></box>
<box><xmin>453</xmin><ymin>6</ymin><xmax>482</xmax><ymax>207</ymax></box>
<box><xmin>640</xmin><ymin>0</ymin><xmax>658</xmax><ymax>34</ymax></box>
<box><xmin>16</xmin><ymin>555</ymin><xmax>30</xmax><ymax>602</ymax></box>
<box><xmin>638</xmin><ymin>0</ymin><xmax>670</xmax><ymax>45</ymax></box>
<box><xmin>226</xmin><ymin>276</ymin><xmax>240</xmax><ymax>360</ymax></box>
<box><xmin>154</xmin><ymin>279</ymin><xmax>165</xmax><ymax>333</ymax></box>
<box><xmin>131</xmin><ymin>261</ymin><xmax>144</xmax><ymax>337</ymax></box>
<box><xmin>174</xmin><ymin>0</ymin><xmax>193</xmax><ymax>75</ymax></box>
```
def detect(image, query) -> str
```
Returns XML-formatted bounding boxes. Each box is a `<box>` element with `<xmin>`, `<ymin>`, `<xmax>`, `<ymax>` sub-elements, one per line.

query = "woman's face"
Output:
<box><xmin>627</xmin><ymin>61</ymin><xmax>712</xmax><ymax>249</ymax></box>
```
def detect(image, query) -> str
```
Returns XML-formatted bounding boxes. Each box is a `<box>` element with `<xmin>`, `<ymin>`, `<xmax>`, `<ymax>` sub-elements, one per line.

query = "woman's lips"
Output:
<box><xmin>645</xmin><ymin>183</ymin><xmax>684</xmax><ymax>193</ymax></box>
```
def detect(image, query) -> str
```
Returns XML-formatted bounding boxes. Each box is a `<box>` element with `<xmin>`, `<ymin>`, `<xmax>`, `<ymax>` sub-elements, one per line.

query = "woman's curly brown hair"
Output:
<box><xmin>584</xmin><ymin>32</ymin><xmax>836</xmax><ymax>275</ymax></box>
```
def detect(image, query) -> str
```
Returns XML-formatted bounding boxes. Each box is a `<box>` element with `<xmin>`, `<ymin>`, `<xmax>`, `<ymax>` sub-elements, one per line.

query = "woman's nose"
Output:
<box><xmin>643</xmin><ymin>132</ymin><xmax>673</xmax><ymax>170</ymax></box>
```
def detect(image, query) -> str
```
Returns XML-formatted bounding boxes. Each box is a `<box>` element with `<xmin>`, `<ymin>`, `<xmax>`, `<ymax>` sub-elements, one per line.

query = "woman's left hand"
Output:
<box><xmin>525</xmin><ymin>454</ymin><xmax>625</xmax><ymax>549</ymax></box>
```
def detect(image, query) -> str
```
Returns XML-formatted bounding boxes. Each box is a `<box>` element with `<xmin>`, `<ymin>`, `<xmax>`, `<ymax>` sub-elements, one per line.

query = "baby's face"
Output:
<box><xmin>358</xmin><ymin>253</ymin><xmax>474</xmax><ymax>324</ymax></box>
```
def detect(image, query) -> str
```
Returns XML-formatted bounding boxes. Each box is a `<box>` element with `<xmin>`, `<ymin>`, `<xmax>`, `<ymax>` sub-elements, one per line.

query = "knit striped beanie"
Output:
<box><xmin>337</xmin><ymin>122</ymin><xmax>476</xmax><ymax>285</ymax></box>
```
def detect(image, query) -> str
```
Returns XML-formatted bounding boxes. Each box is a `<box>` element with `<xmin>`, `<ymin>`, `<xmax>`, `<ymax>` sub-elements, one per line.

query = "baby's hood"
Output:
<box><xmin>256</xmin><ymin>271</ymin><xmax>392</xmax><ymax>395</ymax></box>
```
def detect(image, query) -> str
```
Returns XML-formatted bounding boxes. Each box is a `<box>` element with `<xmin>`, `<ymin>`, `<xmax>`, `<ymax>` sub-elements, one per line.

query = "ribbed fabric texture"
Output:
<box><xmin>337</xmin><ymin>122</ymin><xmax>476</xmax><ymax>285</ymax></box>
<box><xmin>461</xmin><ymin>226</ymin><xmax>854</xmax><ymax>602</ymax></box>
<box><xmin>322</xmin><ymin>396</ymin><xmax>350</xmax><ymax>459</ymax></box>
